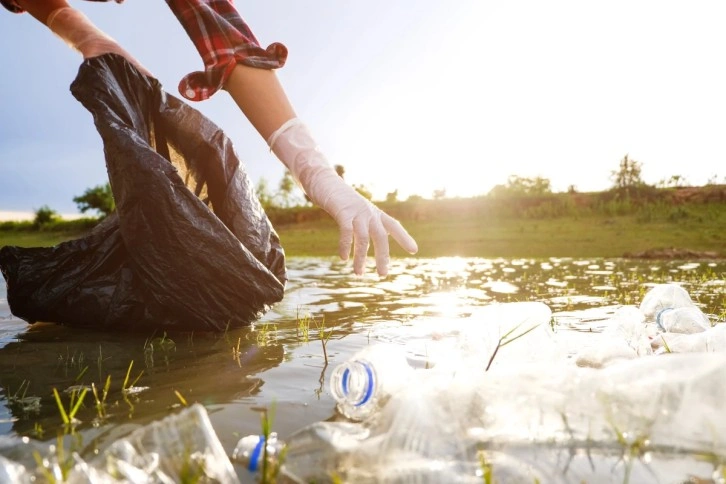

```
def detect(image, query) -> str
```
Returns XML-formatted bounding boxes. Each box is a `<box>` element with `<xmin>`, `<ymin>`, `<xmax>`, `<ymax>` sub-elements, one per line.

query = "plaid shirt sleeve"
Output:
<box><xmin>4</xmin><ymin>0</ymin><xmax>287</xmax><ymax>103</ymax></box>
<box><xmin>165</xmin><ymin>0</ymin><xmax>287</xmax><ymax>102</ymax></box>
<box><xmin>1</xmin><ymin>0</ymin><xmax>122</xmax><ymax>14</ymax></box>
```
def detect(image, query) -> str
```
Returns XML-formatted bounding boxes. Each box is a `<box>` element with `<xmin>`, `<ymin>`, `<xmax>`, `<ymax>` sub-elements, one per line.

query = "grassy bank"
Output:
<box><xmin>275</xmin><ymin>211</ymin><xmax>725</xmax><ymax>259</ymax></box>
<box><xmin>3</xmin><ymin>192</ymin><xmax>725</xmax><ymax>259</ymax></box>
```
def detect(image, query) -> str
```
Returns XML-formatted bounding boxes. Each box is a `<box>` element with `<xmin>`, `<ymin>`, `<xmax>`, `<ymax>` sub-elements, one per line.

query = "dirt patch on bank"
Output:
<box><xmin>623</xmin><ymin>247</ymin><xmax>723</xmax><ymax>260</ymax></box>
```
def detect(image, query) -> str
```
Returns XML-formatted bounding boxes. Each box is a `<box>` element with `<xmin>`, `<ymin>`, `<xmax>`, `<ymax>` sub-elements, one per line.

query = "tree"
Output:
<box><xmin>73</xmin><ymin>182</ymin><xmax>115</xmax><ymax>217</ymax></box>
<box><xmin>488</xmin><ymin>175</ymin><xmax>552</xmax><ymax>197</ymax></box>
<box><xmin>385</xmin><ymin>190</ymin><xmax>399</xmax><ymax>203</ymax></box>
<box><xmin>656</xmin><ymin>174</ymin><xmax>688</xmax><ymax>188</ymax></box>
<box><xmin>432</xmin><ymin>188</ymin><xmax>447</xmax><ymax>200</ymax></box>
<box><xmin>33</xmin><ymin>205</ymin><xmax>58</xmax><ymax>227</ymax></box>
<box><xmin>610</xmin><ymin>154</ymin><xmax>644</xmax><ymax>189</ymax></box>
<box><xmin>256</xmin><ymin>177</ymin><xmax>274</xmax><ymax>210</ymax></box>
<box><xmin>275</xmin><ymin>170</ymin><xmax>302</xmax><ymax>208</ymax></box>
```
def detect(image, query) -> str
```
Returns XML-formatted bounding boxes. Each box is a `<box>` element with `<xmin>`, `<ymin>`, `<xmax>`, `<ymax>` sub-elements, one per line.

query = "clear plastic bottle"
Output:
<box><xmin>656</xmin><ymin>306</ymin><xmax>711</xmax><ymax>334</ymax></box>
<box><xmin>231</xmin><ymin>432</ymin><xmax>284</xmax><ymax>475</ymax></box>
<box><xmin>639</xmin><ymin>283</ymin><xmax>694</xmax><ymax>321</ymax></box>
<box><xmin>233</xmin><ymin>421</ymin><xmax>370</xmax><ymax>483</ymax></box>
<box><xmin>329</xmin><ymin>344</ymin><xmax>414</xmax><ymax>421</ymax></box>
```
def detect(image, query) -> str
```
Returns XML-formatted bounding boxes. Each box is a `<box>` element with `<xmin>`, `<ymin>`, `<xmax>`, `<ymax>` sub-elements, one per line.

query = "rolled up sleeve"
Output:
<box><xmin>165</xmin><ymin>0</ymin><xmax>288</xmax><ymax>102</ymax></box>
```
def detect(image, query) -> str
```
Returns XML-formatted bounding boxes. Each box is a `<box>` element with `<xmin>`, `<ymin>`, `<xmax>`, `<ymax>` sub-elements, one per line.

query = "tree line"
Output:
<box><xmin>21</xmin><ymin>154</ymin><xmax>726</xmax><ymax>227</ymax></box>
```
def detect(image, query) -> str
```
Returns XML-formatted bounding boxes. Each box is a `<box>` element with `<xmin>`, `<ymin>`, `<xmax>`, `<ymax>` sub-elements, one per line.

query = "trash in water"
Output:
<box><xmin>2</xmin><ymin>291</ymin><xmax>726</xmax><ymax>482</ymax></box>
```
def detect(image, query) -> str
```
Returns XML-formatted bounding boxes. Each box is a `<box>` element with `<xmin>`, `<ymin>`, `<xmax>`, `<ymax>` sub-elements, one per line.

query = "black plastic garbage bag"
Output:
<box><xmin>0</xmin><ymin>54</ymin><xmax>287</xmax><ymax>332</ymax></box>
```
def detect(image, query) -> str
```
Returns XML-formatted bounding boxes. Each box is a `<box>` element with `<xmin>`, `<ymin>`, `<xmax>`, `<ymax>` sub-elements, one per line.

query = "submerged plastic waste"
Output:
<box><xmin>3</xmin><ymin>293</ymin><xmax>726</xmax><ymax>482</ymax></box>
<box><xmin>0</xmin><ymin>54</ymin><xmax>286</xmax><ymax>331</ymax></box>
<box><xmin>638</xmin><ymin>282</ymin><xmax>694</xmax><ymax>321</ymax></box>
<box><xmin>656</xmin><ymin>305</ymin><xmax>711</xmax><ymax>333</ymax></box>
<box><xmin>0</xmin><ymin>404</ymin><xmax>240</xmax><ymax>483</ymax></box>
<box><xmin>231</xmin><ymin>294</ymin><xmax>726</xmax><ymax>483</ymax></box>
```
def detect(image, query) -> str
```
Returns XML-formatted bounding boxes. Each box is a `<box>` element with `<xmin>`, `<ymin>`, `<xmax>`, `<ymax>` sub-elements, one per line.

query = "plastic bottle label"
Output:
<box><xmin>656</xmin><ymin>307</ymin><xmax>674</xmax><ymax>331</ymax></box>
<box><xmin>356</xmin><ymin>363</ymin><xmax>375</xmax><ymax>407</ymax></box>
<box><xmin>340</xmin><ymin>362</ymin><xmax>376</xmax><ymax>407</ymax></box>
<box><xmin>248</xmin><ymin>436</ymin><xmax>265</xmax><ymax>472</ymax></box>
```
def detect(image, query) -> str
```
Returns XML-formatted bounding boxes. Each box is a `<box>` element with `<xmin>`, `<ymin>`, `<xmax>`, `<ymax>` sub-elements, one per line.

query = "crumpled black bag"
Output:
<box><xmin>0</xmin><ymin>54</ymin><xmax>287</xmax><ymax>332</ymax></box>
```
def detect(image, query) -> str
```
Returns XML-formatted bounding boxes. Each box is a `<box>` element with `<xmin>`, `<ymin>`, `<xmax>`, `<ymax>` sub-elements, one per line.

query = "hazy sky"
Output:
<box><xmin>1</xmin><ymin>1</ymin><xmax>726</xmax><ymax>218</ymax></box>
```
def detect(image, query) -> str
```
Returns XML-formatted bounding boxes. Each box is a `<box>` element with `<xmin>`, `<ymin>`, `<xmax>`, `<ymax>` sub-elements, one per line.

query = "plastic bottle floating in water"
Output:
<box><xmin>231</xmin><ymin>432</ymin><xmax>284</xmax><ymax>474</ymax></box>
<box><xmin>639</xmin><ymin>283</ymin><xmax>695</xmax><ymax>321</ymax></box>
<box><xmin>656</xmin><ymin>306</ymin><xmax>711</xmax><ymax>334</ymax></box>
<box><xmin>329</xmin><ymin>344</ymin><xmax>415</xmax><ymax>421</ymax></box>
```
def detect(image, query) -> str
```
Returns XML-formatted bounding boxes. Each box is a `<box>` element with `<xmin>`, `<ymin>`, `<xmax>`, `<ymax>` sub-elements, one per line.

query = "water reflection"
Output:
<box><xmin>1</xmin><ymin>256</ymin><xmax>725</xmax><ymax>481</ymax></box>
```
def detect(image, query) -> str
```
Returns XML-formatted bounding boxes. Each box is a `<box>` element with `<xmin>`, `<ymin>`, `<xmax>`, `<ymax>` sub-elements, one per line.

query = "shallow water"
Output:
<box><xmin>1</xmin><ymin>256</ymin><xmax>725</xmax><ymax>482</ymax></box>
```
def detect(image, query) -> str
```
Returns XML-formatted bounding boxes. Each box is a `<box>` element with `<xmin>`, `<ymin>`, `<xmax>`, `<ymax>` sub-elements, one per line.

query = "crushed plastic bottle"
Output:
<box><xmin>575</xmin><ymin>305</ymin><xmax>652</xmax><ymax>368</ymax></box>
<box><xmin>87</xmin><ymin>403</ymin><xmax>240</xmax><ymax>484</ymax></box>
<box><xmin>329</xmin><ymin>343</ymin><xmax>415</xmax><ymax>421</ymax></box>
<box><xmin>654</xmin><ymin>322</ymin><xmax>726</xmax><ymax>354</ymax></box>
<box><xmin>656</xmin><ymin>306</ymin><xmax>711</xmax><ymax>334</ymax></box>
<box><xmin>639</xmin><ymin>283</ymin><xmax>695</xmax><ymax>321</ymax></box>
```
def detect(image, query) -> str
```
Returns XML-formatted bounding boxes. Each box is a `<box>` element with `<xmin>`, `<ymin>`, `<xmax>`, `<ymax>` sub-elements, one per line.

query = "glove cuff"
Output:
<box><xmin>267</xmin><ymin>118</ymin><xmax>340</xmax><ymax>208</ymax></box>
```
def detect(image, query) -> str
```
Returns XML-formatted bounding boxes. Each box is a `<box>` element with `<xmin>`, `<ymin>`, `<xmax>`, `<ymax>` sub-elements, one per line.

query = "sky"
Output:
<box><xmin>1</xmin><ymin>1</ymin><xmax>726</xmax><ymax>219</ymax></box>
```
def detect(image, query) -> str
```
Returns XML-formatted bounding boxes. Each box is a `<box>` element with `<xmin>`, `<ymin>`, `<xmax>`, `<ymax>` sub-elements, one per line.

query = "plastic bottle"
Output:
<box><xmin>231</xmin><ymin>432</ymin><xmax>284</xmax><ymax>475</ymax></box>
<box><xmin>639</xmin><ymin>283</ymin><xmax>694</xmax><ymax>321</ymax></box>
<box><xmin>233</xmin><ymin>421</ymin><xmax>370</xmax><ymax>483</ymax></box>
<box><xmin>656</xmin><ymin>306</ymin><xmax>711</xmax><ymax>334</ymax></box>
<box><xmin>329</xmin><ymin>344</ymin><xmax>415</xmax><ymax>421</ymax></box>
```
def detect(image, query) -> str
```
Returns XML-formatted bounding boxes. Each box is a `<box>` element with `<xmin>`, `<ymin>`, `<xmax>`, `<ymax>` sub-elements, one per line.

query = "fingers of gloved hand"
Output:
<box><xmin>381</xmin><ymin>212</ymin><xmax>419</xmax><ymax>254</ymax></box>
<box><xmin>370</xmin><ymin>214</ymin><xmax>391</xmax><ymax>276</ymax></box>
<box><xmin>338</xmin><ymin>222</ymin><xmax>354</xmax><ymax>262</ymax></box>
<box><xmin>352</xmin><ymin>216</ymin><xmax>371</xmax><ymax>275</ymax></box>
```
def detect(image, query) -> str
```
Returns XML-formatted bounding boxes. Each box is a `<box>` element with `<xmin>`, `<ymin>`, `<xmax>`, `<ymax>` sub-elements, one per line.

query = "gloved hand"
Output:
<box><xmin>268</xmin><ymin>118</ymin><xmax>418</xmax><ymax>276</ymax></box>
<box><xmin>47</xmin><ymin>7</ymin><xmax>151</xmax><ymax>77</ymax></box>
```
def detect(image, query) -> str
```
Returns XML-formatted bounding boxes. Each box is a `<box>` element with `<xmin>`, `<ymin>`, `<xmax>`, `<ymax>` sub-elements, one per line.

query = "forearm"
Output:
<box><xmin>16</xmin><ymin>0</ymin><xmax>69</xmax><ymax>23</ymax></box>
<box><xmin>16</xmin><ymin>0</ymin><xmax>151</xmax><ymax>76</ymax></box>
<box><xmin>224</xmin><ymin>64</ymin><xmax>296</xmax><ymax>141</ymax></box>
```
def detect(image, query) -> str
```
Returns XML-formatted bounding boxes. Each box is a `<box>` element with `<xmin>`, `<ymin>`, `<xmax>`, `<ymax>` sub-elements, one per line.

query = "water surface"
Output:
<box><xmin>1</xmin><ymin>256</ymin><xmax>725</xmax><ymax>482</ymax></box>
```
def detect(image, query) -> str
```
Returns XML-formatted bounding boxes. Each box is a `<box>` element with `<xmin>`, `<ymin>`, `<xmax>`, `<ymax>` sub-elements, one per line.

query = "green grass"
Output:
<box><xmin>2</xmin><ymin>200</ymin><xmax>724</xmax><ymax>259</ymax></box>
<box><xmin>0</xmin><ymin>231</ymin><xmax>82</xmax><ymax>248</ymax></box>
<box><xmin>274</xmin><ymin>212</ymin><xmax>726</xmax><ymax>259</ymax></box>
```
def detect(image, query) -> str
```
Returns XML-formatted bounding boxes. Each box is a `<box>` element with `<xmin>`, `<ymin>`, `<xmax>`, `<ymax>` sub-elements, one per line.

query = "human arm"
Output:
<box><xmin>161</xmin><ymin>1</ymin><xmax>418</xmax><ymax>275</ymax></box>
<box><xmin>224</xmin><ymin>65</ymin><xmax>419</xmax><ymax>276</ymax></box>
<box><xmin>13</xmin><ymin>0</ymin><xmax>150</xmax><ymax>76</ymax></box>
<box><xmin>3</xmin><ymin>0</ymin><xmax>122</xmax><ymax>19</ymax></box>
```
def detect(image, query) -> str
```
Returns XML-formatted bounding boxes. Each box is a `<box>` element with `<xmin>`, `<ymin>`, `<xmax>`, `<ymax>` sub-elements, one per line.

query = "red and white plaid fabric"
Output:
<box><xmin>166</xmin><ymin>0</ymin><xmax>287</xmax><ymax>102</ymax></box>
<box><xmin>3</xmin><ymin>0</ymin><xmax>287</xmax><ymax>102</ymax></box>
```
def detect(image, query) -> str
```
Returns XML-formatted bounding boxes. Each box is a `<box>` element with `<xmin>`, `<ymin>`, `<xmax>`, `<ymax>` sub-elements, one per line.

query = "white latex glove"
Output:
<box><xmin>47</xmin><ymin>7</ymin><xmax>151</xmax><ymax>77</ymax></box>
<box><xmin>268</xmin><ymin>118</ymin><xmax>418</xmax><ymax>276</ymax></box>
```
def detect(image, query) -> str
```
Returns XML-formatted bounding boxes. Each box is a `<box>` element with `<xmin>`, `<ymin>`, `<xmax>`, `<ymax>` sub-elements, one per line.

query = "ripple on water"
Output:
<box><xmin>482</xmin><ymin>281</ymin><xmax>518</xmax><ymax>294</ymax></box>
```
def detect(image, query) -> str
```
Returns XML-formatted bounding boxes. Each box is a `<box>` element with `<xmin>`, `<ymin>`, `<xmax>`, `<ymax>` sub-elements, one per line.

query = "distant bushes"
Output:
<box><xmin>264</xmin><ymin>187</ymin><xmax>726</xmax><ymax>227</ymax></box>
<box><xmin>0</xmin><ymin>217</ymin><xmax>99</xmax><ymax>233</ymax></box>
<box><xmin>5</xmin><ymin>186</ymin><xmax>726</xmax><ymax>235</ymax></box>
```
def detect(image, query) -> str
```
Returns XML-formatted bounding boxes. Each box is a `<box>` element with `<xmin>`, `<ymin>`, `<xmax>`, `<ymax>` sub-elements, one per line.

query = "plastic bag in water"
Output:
<box><xmin>0</xmin><ymin>54</ymin><xmax>286</xmax><ymax>331</ymax></box>
<box><xmin>0</xmin><ymin>404</ymin><xmax>240</xmax><ymax>483</ymax></box>
<box><xmin>82</xmin><ymin>404</ymin><xmax>239</xmax><ymax>483</ymax></box>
